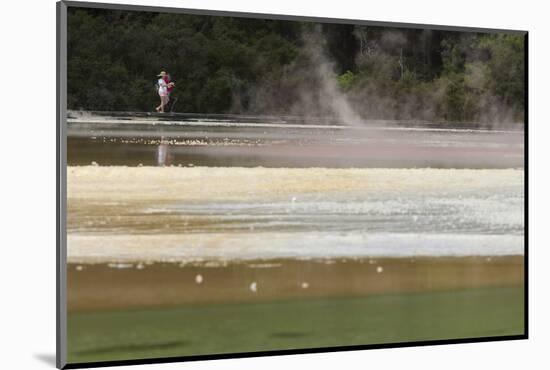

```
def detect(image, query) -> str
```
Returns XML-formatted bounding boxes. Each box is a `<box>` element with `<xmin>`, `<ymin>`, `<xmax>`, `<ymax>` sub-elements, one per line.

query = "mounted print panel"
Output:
<box><xmin>57</xmin><ymin>1</ymin><xmax>526</xmax><ymax>368</ymax></box>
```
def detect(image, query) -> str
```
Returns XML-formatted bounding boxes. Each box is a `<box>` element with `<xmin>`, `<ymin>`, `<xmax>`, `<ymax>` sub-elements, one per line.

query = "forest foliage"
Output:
<box><xmin>68</xmin><ymin>8</ymin><xmax>525</xmax><ymax>124</ymax></box>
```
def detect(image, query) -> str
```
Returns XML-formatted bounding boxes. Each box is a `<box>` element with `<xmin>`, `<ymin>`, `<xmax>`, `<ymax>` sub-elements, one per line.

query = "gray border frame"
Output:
<box><xmin>56</xmin><ymin>1</ymin><xmax>68</xmax><ymax>368</ymax></box>
<box><xmin>62</xmin><ymin>0</ymin><xmax>527</xmax><ymax>34</ymax></box>
<box><xmin>56</xmin><ymin>1</ymin><xmax>528</xmax><ymax>369</ymax></box>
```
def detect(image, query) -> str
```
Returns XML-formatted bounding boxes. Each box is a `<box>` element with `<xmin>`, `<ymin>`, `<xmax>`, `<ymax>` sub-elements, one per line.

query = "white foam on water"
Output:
<box><xmin>68</xmin><ymin>231</ymin><xmax>523</xmax><ymax>263</ymax></box>
<box><xmin>67</xmin><ymin>167</ymin><xmax>524</xmax><ymax>263</ymax></box>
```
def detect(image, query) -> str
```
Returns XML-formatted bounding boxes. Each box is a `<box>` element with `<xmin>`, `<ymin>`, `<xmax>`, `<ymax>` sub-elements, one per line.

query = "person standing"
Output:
<box><xmin>155</xmin><ymin>71</ymin><xmax>170</xmax><ymax>113</ymax></box>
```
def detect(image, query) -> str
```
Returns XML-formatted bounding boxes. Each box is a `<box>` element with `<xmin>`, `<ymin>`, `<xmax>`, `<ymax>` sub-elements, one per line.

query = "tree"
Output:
<box><xmin>67</xmin><ymin>8</ymin><xmax>525</xmax><ymax>125</ymax></box>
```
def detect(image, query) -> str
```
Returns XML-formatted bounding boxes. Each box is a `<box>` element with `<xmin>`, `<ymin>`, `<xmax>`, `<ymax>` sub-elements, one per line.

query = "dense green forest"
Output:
<box><xmin>68</xmin><ymin>8</ymin><xmax>525</xmax><ymax>124</ymax></box>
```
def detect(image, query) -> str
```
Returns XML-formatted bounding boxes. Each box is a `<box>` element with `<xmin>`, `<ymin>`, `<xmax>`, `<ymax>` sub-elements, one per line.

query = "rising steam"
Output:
<box><xmin>247</xmin><ymin>28</ymin><xmax>523</xmax><ymax>128</ymax></box>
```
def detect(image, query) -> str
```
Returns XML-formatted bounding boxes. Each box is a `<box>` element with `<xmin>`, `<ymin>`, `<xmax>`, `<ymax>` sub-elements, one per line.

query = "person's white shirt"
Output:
<box><xmin>158</xmin><ymin>78</ymin><xmax>168</xmax><ymax>95</ymax></box>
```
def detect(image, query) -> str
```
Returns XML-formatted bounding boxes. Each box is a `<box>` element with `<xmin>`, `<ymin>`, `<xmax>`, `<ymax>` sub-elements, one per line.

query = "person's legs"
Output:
<box><xmin>156</xmin><ymin>95</ymin><xmax>163</xmax><ymax>112</ymax></box>
<box><xmin>160</xmin><ymin>95</ymin><xmax>169</xmax><ymax>113</ymax></box>
<box><xmin>165</xmin><ymin>94</ymin><xmax>171</xmax><ymax>112</ymax></box>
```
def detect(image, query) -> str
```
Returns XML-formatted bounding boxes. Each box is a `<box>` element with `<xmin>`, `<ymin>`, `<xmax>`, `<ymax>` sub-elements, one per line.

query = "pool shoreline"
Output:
<box><xmin>68</xmin><ymin>255</ymin><xmax>524</xmax><ymax>313</ymax></box>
